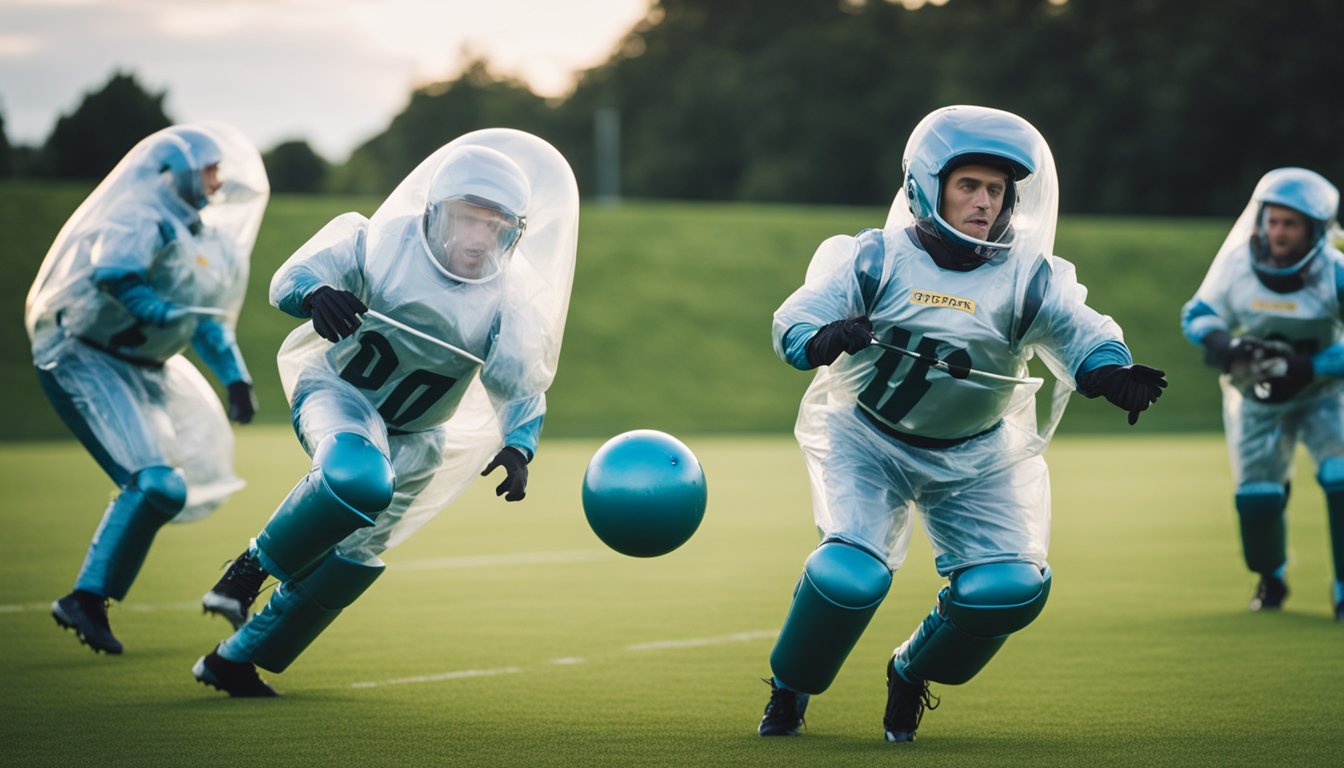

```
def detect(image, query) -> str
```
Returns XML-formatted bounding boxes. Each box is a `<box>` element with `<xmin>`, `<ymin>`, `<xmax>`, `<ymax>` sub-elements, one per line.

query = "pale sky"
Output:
<box><xmin>0</xmin><ymin>0</ymin><xmax>652</xmax><ymax>160</ymax></box>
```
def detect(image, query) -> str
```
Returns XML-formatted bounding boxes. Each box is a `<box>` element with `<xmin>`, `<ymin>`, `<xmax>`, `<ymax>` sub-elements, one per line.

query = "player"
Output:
<box><xmin>26</xmin><ymin>123</ymin><xmax>269</xmax><ymax>654</ymax></box>
<box><xmin>1181</xmin><ymin>167</ymin><xmax>1344</xmax><ymax>619</ymax></box>
<box><xmin>759</xmin><ymin>105</ymin><xmax>1167</xmax><ymax>742</ymax></box>
<box><xmin>190</xmin><ymin>128</ymin><xmax>579</xmax><ymax>697</ymax></box>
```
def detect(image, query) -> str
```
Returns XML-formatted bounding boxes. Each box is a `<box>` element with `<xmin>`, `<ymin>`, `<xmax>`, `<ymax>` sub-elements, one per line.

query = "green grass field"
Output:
<box><xmin>2</xmin><ymin>430</ymin><xmax>1341</xmax><ymax>767</ymax></box>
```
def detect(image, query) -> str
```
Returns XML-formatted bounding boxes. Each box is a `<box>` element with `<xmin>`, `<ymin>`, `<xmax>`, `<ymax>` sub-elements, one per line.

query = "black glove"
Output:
<box><xmin>1202</xmin><ymin>331</ymin><xmax>1276</xmax><ymax>375</ymax></box>
<box><xmin>226</xmin><ymin>381</ymin><xmax>258</xmax><ymax>424</ymax></box>
<box><xmin>481</xmin><ymin>446</ymin><xmax>529</xmax><ymax>502</ymax></box>
<box><xmin>1079</xmin><ymin>364</ymin><xmax>1168</xmax><ymax>425</ymax></box>
<box><xmin>805</xmin><ymin>316</ymin><xmax>874</xmax><ymax>367</ymax></box>
<box><xmin>305</xmin><ymin>286</ymin><xmax>367</xmax><ymax>343</ymax></box>
<box><xmin>1253</xmin><ymin>353</ymin><xmax>1314</xmax><ymax>402</ymax></box>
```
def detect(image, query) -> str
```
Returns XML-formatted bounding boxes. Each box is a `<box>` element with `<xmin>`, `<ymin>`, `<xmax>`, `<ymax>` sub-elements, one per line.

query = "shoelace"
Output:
<box><xmin>761</xmin><ymin>678</ymin><xmax>804</xmax><ymax>725</ymax></box>
<box><xmin>888</xmin><ymin>679</ymin><xmax>940</xmax><ymax>730</ymax></box>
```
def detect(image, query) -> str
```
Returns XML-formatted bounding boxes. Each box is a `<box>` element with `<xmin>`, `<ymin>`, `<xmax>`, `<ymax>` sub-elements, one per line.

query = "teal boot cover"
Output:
<box><xmin>256</xmin><ymin>433</ymin><xmax>394</xmax><ymax>581</ymax></box>
<box><xmin>225</xmin><ymin>552</ymin><xmax>385</xmax><ymax>673</ymax></box>
<box><xmin>895</xmin><ymin>562</ymin><xmax>1050</xmax><ymax>685</ymax></box>
<box><xmin>75</xmin><ymin>466</ymin><xmax>186</xmax><ymax>600</ymax></box>
<box><xmin>1235</xmin><ymin>482</ymin><xmax>1288</xmax><ymax>575</ymax></box>
<box><xmin>769</xmin><ymin>540</ymin><xmax>891</xmax><ymax>695</ymax></box>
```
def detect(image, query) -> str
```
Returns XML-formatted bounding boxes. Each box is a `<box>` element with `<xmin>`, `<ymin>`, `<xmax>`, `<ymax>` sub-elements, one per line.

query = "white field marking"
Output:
<box><xmin>393</xmin><ymin>549</ymin><xmax>607</xmax><ymax>571</ymax></box>
<box><xmin>0</xmin><ymin>551</ymin><xmax>607</xmax><ymax>615</ymax></box>
<box><xmin>351</xmin><ymin>666</ymin><xmax>521</xmax><ymax>689</ymax></box>
<box><xmin>625</xmin><ymin>630</ymin><xmax>778</xmax><ymax>652</ymax></box>
<box><xmin>548</xmin><ymin>657</ymin><xmax>586</xmax><ymax>665</ymax></box>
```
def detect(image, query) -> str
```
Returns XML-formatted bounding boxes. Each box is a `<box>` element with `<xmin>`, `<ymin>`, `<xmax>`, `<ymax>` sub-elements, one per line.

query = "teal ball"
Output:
<box><xmin>582</xmin><ymin>430</ymin><xmax>707</xmax><ymax>557</ymax></box>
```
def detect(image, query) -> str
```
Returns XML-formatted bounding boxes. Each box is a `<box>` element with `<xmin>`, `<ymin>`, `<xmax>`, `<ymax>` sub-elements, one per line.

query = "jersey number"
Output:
<box><xmin>857</xmin><ymin>326</ymin><xmax>972</xmax><ymax>425</ymax></box>
<box><xmin>338</xmin><ymin>331</ymin><xmax>459</xmax><ymax>427</ymax></box>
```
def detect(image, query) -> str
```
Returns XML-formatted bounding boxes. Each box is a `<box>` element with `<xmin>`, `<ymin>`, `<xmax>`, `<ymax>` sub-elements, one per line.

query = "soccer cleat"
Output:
<box><xmin>1249</xmin><ymin>575</ymin><xmax>1288</xmax><ymax>611</ymax></box>
<box><xmin>193</xmin><ymin>647</ymin><xmax>279</xmax><ymax>697</ymax></box>
<box><xmin>202</xmin><ymin>549</ymin><xmax>268</xmax><ymax>629</ymax></box>
<box><xmin>884</xmin><ymin>658</ymin><xmax>938</xmax><ymax>743</ymax></box>
<box><xmin>758</xmin><ymin>678</ymin><xmax>809</xmax><ymax>736</ymax></box>
<box><xmin>51</xmin><ymin>590</ymin><xmax>123</xmax><ymax>655</ymax></box>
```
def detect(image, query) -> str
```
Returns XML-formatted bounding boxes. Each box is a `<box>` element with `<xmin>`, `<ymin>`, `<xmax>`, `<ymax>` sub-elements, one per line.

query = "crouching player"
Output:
<box><xmin>191</xmin><ymin>129</ymin><xmax>579</xmax><ymax>696</ymax></box>
<box><xmin>760</xmin><ymin>106</ymin><xmax>1166</xmax><ymax>742</ymax></box>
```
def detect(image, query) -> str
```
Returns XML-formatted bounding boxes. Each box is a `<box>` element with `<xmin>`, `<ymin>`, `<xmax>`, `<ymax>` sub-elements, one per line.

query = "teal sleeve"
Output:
<box><xmin>192</xmin><ymin>318</ymin><xmax>250</xmax><ymax>385</ymax></box>
<box><xmin>92</xmin><ymin>268</ymin><xmax>178</xmax><ymax>326</ymax></box>
<box><xmin>780</xmin><ymin>322</ymin><xmax>819</xmax><ymax>370</ymax></box>
<box><xmin>501</xmin><ymin>396</ymin><xmax>544</xmax><ymax>460</ymax></box>
<box><xmin>1074</xmin><ymin>339</ymin><xmax>1133</xmax><ymax>378</ymax></box>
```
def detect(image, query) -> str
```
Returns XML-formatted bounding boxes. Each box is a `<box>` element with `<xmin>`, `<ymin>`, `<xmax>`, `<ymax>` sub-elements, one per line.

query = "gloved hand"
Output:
<box><xmin>226</xmin><ymin>381</ymin><xmax>257</xmax><ymax>424</ymax></box>
<box><xmin>304</xmin><ymin>286</ymin><xmax>368</xmax><ymax>343</ymax></box>
<box><xmin>481</xmin><ymin>446</ymin><xmax>529</xmax><ymax>502</ymax></box>
<box><xmin>1251</xmin><ymin>353</ymin><xmax>1314</xmax><ymax>401</ymax></box>
<box><xmin>1202</xmin><ymin>331</ymin><xmax>1285</xmax><ymax>377</ymax></box>
<box><xmin>805</xmin><ymin>316</ymin><xmax>874</xmax><ymax>367</ymax></box>
<box><xmin>1081</xmin><ymin>364</ymin><xmax>1168</xmax><ymax>425</ymax></box>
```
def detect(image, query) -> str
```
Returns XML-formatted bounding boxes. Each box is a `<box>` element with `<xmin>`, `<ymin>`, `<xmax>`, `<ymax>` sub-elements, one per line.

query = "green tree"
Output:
<box><xmin>263</xmin><ymin>140</ymin><xmax>330</xmax><ymax>194</ymax></box>
<box><xmin>40</xmin><ymin>71</ymin><xmax>171</xmax><ymax>180</ymax></box>
<box><xmin>0</xmin><ymin>105</ymin><xmax>14</xmax><ymax>177</ymax></box>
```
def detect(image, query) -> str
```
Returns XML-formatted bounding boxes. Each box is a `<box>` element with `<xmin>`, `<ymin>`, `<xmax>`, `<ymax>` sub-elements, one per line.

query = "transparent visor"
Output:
<box><xmin>423</xmin><ymin>199</ymin><xmax>526</xmax><ymax>283</ymax></box>
<box><xmin>1251</xmin><ymin>204</ymin><xmax>1327</xmax><ymax>276</ymax></box>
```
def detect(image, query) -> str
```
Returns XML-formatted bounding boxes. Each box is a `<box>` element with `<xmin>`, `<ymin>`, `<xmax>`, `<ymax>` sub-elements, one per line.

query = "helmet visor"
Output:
<box><xmin>424</xmin><ymin>199</ymin><xmax>526</xmax><ymax>282</ymax></box>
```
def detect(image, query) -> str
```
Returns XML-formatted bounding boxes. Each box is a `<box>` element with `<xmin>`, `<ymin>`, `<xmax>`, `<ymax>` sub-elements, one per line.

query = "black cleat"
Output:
<box><xmin>1334</xmin><ymin>600</ymin><xmax>1343</xmax><ymax>623</ymax></box>
<box><xmin>52</xmin><ymin>590</ymin><xmax>123</xmax><ymax>655</ymax></box>
<box><xmin>884</xmin><ymin>658</ymin><xmax>938</xmax><ymax>743</ymax></box>
<box><xmin>1249</xmin><ymin>575</ymin><xmax>1288</xmax><ymax>611</ymax></box>
<box><xmin>193</xmin><ymin>647</ymin><xmax>279</xmax><ymax>697</ymax></box>
<box><xmin>758</xmin><ymin>678</ymin><xmax>809</xmax><ymax>736</ymax></box>
<box><xmin>202</xmin><ymin>549</ymin><xmax>268</xmax><ymax>629</ymax></box>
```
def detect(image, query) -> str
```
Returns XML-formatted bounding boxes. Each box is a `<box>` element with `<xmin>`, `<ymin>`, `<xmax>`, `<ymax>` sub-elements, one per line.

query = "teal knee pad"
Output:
<box><xmin>75</xmin><ymin>466</ymin><xmax>187</xmax><ymax>600</ymax></box>
<box><xmin>896</xmin><ymin>562</ymin><xmax>1050</xmax><ymax>685</ymax></box>
<box><xmin>769</xmin><ymin>540</ymin><xmax>892</xmax><ymax>695</ymax></box>
<box><xmin>256</xmin><ymin>433</ymin><xmax>395</xmax><ymax>581</ymax></box>
<box><xmin>1235</xmin><ymin>482</ymin><xmax>1288</xmax><ymax>575</ymax></box>
<box><xmin>247</xmin><ymin>553</ymin><xmax>386</xmax><ymax>673</ymax></box>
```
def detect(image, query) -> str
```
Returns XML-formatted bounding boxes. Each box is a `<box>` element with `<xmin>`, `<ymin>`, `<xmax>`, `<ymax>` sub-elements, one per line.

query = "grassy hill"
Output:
<box><xmin>1</xmin><ymin>181</ymin><xmax>1229</xmax><ymax>440</ymax></box>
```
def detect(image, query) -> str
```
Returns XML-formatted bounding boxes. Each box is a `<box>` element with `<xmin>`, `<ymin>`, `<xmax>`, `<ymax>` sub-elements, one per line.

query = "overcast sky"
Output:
<box><xmin>0</xmin><ymin>0</ymin><xmax>651</xmax><ymax>160</ymax></box>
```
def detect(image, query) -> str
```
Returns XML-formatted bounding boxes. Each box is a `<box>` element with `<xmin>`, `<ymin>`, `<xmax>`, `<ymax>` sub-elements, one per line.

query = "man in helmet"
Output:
<box><xmin>1181</xmin><ymin>167</ymin><xmax>1344</xmax><ymax>620</ymax></box>
<box><xmin>190</xmin><ymin>129</ymin><xmax>578</xmax><ymax>697</ymax></box>
<box><xmin>24</xmin><ymin>124</ymin><xmax>269</xmax><ymax>654</ymax></box>
<box><xmin>759</xmin><ymin>105</ymin><xmax>1166</xmax><ymax>742</ymax></box>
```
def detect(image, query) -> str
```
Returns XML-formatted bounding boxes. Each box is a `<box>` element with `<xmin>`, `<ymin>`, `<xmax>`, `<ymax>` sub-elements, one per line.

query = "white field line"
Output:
<box><xmin>351</xmin><ymin>666</ymin><xmax>521</xmax><ymax>689</ymax></box>
<box><xmin>348</xmin><ymin>630</ymin><xmax>779</xmax><ymax>690</ymax></box>
<box><xmin>625</xmin><ymin>629</ymin><xmax>778</xmax><ymax>651</ymax></box>
<box><xmin>0</xmin><ymin>551</ymin><xmax>609</xmax><ymax>614</ymax></box>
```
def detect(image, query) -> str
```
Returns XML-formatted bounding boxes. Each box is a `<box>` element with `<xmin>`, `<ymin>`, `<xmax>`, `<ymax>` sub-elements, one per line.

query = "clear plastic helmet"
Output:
<box><xmin>888</xmin><ymin>105</ymin><xmax>1057</xmax><ymax>262</ymax></box>
<box><xmin>154</xmin><ymin>126</ymin><xmax>224</xmax><ymax>210</ymax></box>
<box><xmin>1247</xmin><ymin>167</ymin><xmax>1339</xmax><ymax>278</ymax></box>
<box><xmin>422</xmin><ymin>145</ymin><xmax>531</xmax><ymax>283</ymax></box>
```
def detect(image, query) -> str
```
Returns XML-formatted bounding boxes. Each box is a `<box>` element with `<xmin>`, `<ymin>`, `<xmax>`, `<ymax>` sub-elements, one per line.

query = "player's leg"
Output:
<box><xmin>37</xmin><ymin>351</ymin><xmax>185</xmax><ymax>654</ymax></box>
<box><xmin>1226</xmin><ymin>392</ymin><xmax>1295</xmax><ymax>610</ymax></box>
<box><xmin>760</xmin><ymin>416</ymin><xmax>911</xmax><ymax>736</ymax></box>
<box><xmin>885</xmin><ymin>453</ymin><xmax>1051</xmax><ymax>742</ymax></box>
<box><xmin>1300</xmin><ymin>395</ymin><xmax>1344</xmax><ymax>619</ymax></box>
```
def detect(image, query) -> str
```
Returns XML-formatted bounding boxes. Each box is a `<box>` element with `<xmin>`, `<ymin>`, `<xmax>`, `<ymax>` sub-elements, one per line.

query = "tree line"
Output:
<box><xmin>3</xmin><ymin>0</ymin><xmax>1341</xmax><ymax>215</ymax></box>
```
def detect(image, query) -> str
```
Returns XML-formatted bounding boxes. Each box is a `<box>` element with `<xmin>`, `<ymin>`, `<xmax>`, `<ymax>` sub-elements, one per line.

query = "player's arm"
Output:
<box><xmin>481</xmin><ymin>395</ymin><xmax>544</xmax><ymax>502</ymax></box>
<box><xmin>191</xmin><ymin>318</ymin><xmax>257</xmax><ymax>423</ymax></box>
<box><xmin>270</xmin><ymin>213</ymin><xmax>371</xmax><ymax>341</ymax></box>
<box><xmin>90</xmin><ymin>211</ymin><xmax>190</xmax><ymax>327</ymax></box>
<box><xmin>773</xmin><ymin>230</ymin><xmax>883</xmax><ymax>370</ymax></box>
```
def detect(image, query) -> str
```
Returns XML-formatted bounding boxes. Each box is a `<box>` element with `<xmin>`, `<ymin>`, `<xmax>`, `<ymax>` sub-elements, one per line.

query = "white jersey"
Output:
<box><xmin>776</xmin><ymin>226</ymin><xmax>1123</xmax><ymax>443</ymax></box>
<box><xmin>274</xmin><ymin>213</ymin><xmax>503</xmax><ymax>434</ymax></box>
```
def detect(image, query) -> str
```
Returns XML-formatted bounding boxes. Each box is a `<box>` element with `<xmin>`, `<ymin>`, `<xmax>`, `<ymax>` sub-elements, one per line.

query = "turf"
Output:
<box><xmin>2</xmin><ymin>430</ymin><xmax>1341</xmax><ymax>767</ymax></box>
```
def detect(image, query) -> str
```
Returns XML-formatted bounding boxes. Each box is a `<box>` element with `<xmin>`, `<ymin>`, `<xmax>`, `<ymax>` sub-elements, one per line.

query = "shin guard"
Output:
<box><xmin>75</xmin><ymin>466</ymin><xmax>187</xmax><ymax>600</ymax></box>
<box><xmin>895</xmin><ymin>562</ymin><xmax>1050</xmax><ymax>685</ymax></box>
<box><xmin>255</xmin><ymin>433</ymin><xmax>395</xmax><ymax>581</ymax></box>
<box><xmin>769</xmin><ymin>540</ymin><xmax>892</xmax><ymax>695</ymax></box>
<box><xmin>229</xmin><ymin>552</ymin><xmax>385</xmax><ymax>673</ymax></box>
<box><xmin>1235</xmin><ymin>482</ymin><xmax>1288</xmax><ymax>575</ymax></box>
<box><xmin>1317</xmin><ymin>459</ymin><xmax>1344</xmax><ymax>583</ymax></box>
